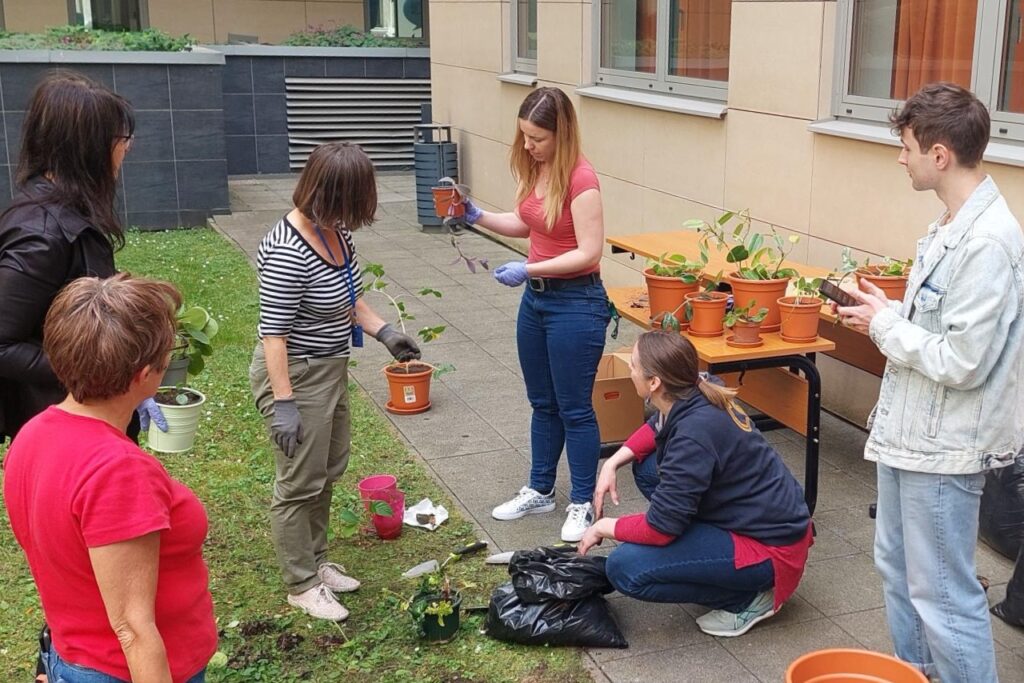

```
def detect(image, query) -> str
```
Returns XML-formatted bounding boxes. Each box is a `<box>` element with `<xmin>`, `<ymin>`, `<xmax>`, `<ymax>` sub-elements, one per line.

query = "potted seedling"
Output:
<box><xmin>856</xmin><ymin>253</ymin><xmax>913</xmax><ymax>303</ymax></box>
<box><xmin>686</xmin><ymin>210</ymin><xmax>800</xmax><ymax>333</ymax></box>
<box><xmin>388</xmin><ymin>570</ymin><xmax>467</xmax><ymax>644</ymax></box>
<box><xmin>432</xmin><ymin>176</ymin><xmax>466</xmax><ymax>220</ymax></box>
<box><xmin>644</xmin><ymin>247</ymin><xmax>707</xmax><ymax>329</ymax></box>
<box><xmin>682</xmin><ymin>274</ymin><xmax>729</xmax><ymax>338</ymax></box>
<box><xmin>337</xmin><ymin>490</ymin><xmax>403</xmax><ymax>541</ymax></box>
<box><xmin>363</xmin><ymin>263</ymin><xmax>454</xmax><ymax>415</ymax></box>
<box><xmin>161</xmin><ymin>304</ymin><xmax>219</xmax><ymax>387</ymax></box>
<box><xmin>724</xmin><ymin>299</ymin><xmax>769</xmax><ymax>348</ymax></box>
<box><xmin>778</xmin><ymin>276</ymin><xmax>825</xmax><ymax>343</ymax></box>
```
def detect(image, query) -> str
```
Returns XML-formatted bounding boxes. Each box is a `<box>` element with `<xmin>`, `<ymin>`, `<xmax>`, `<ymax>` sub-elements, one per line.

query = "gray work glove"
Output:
<box><xmin>374</xmin><ymin>323</ymin><xmax>422</xmax><ymax>362</ymax></box>
<box><xmin>271</xmin><ymin>398</ymin><xmax>303</xmax><ymax>458</ymax></box>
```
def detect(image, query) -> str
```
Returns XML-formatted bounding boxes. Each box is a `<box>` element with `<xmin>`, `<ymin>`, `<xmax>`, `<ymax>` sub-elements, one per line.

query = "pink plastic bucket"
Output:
<box><xmin>371</xmin><ymin>489</ymin><xmax>405</xmax><ymax>540</ymax></box>
<box><xmin>358</xmin><ymin>474</ymin><xmax>397</xmax><ymax>510</ymax></box>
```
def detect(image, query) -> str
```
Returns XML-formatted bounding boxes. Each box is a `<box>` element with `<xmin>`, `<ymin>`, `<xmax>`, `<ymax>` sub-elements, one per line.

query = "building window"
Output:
<box><xmin>597</xmin><ymin>0</ymin><xmax>731</xmax><ymax>100</ymax></box>
<box><xmin>71</xmin><ymin>0</ymin><xmax>146</xmax><ymax>31</ymax></box>
<box><xmin>367</xmin><ymin>0</ymin><xmax>428</xmax><ymax>39</ymax></box>
<box><xmin>513</xmin><ymin>0</ymin><xmax>537</xmax><ymax>74</ymax></box>
<box><xmin>836</xmin><ymin>0</ymin><xmax>1024</xmax><ymax>143</ymax></box>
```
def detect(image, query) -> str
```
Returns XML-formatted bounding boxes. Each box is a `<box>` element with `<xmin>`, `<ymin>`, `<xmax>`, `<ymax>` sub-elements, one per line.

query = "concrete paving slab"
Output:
<box><xmin>811</xmin><ymin>506</ymin><xmax>877</xmax><ymax>554</ymax></box>
<box><xmin>797</xmin><ymin>554</ymin><xmax>885</xmax><ymax>616</ymax></box>
<box><xmin>599</xmin><ymin>641</ymin><xmax>758</xmax><ymax>683</ymax></box>
<box><xmin>830</xmin><ymin>607</ymin><xmax>893</xmax><ymax>654</ymax></box>
<box><xmin>589</xmin><ymin>600</ymin><xmax>710</xmax><ymax>664</ymax></box>
<box><xmin>720</xmin><ymin>618</ymin><xmax>861</xmax><ymax>683</ymax></box>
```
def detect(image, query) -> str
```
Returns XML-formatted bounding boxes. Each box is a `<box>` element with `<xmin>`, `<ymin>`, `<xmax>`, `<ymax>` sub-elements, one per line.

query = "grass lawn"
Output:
<box><xmin>0</xmin><ymin>227</ymin><xmax>592</xmax><ymax>683</ymax></box>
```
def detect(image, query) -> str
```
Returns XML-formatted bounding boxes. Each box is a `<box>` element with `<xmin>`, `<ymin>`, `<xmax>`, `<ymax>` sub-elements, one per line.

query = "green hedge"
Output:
<box><xmin>283</xmin><ymin>24</ymin><xmax>425</xmax><ymax>48</ymax></box>
<box><xmin>0</xmin><ymin>26</ymin><xmax>193</xmax><ymax>51</ymax></box>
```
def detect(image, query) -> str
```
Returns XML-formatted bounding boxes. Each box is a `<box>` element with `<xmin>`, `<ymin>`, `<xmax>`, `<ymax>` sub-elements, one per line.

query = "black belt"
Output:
<box><xmin>527</xmin><ymin>273</ymin><xmax>601</xmax><ymax>292</ymax></box>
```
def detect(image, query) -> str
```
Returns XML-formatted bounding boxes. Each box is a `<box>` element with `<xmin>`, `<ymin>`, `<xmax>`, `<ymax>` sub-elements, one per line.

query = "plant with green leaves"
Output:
<box><xmin>336</xmin><ymin>491</ymin><xmax>394</xmax><ymax>539</ymax></box>
<box><xmin>685</xmin><ymin>209</ymin><xmax>801</xmax><ymax>281</ymax></box>
<box><xmin>865</xmin><ymin>255</ymin><xmax>913</xmax><ymax>276</ymax></box>
<box><xmin>0</xmin><ymin>26</ymin><xmax>194</xmax><ymax>51</ymax></box>
<box><xmin>283</xmin><ymin>23</ymin><xmax>425</xmax><ymax>47</ymax></box>
<box><xmin>646</xmin><ymin>251</ymin><xmax>705</xmax><ymax>283</ymax></box>
<box><xmin>173</xmin><ymin>304</ymin><xmax>219</xmax><ymax>377</ymax></box>
<box><xmin>793</xmin><ymin>275</ymin><xmax>825</xmax><ymax>301</ymax></box>
<box><xmin>723</xmin><ymin>300</ymin><xmax>769</xmax><ymax>328</ymax></box>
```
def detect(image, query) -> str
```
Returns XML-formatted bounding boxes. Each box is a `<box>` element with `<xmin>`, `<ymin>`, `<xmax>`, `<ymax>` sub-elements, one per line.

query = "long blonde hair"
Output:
<box><xmin>509</xmin><ymin>87</ymin><xmax>582</xmax><ymax>231</ymax></box>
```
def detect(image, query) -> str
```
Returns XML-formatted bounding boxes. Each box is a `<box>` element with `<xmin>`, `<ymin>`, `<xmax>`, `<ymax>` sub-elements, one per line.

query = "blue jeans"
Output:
<box><xmin>517</xmin><ymin>282</ymin><xmax>610</xmax><ymax>503</ymax></box>
<box><xmin>45</xmin><ymin>647</ymin><xmax>206</xmax><ymax>683</ymax></box>
<box><xmin>605</xmin><ymin>454</ymin><xmax>774</xmax><ymax>611</ymax></box>
<box><xmin>874</xmin><ymin>463</ymin><xmax>996</xmax><ymax>682</ymax></box>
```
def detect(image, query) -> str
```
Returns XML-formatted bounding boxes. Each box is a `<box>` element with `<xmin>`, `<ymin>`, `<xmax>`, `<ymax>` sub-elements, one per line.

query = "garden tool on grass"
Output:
<box><xmin>401</xmin><ymin>540</ymin><xmax>489</xmax><ymax>579</ymax></box>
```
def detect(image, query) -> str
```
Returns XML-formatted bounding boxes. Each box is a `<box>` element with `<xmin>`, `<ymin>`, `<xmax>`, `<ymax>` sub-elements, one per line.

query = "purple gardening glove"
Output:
<box><xmin>493</xmin><ymin>261</ymin><xmax>529</xmax><ymax>288</ymax></box>
<box><xmin>137</xmin><ymin>397</ymin><xmax>168</xmax><ymax>432</ymax></box>
<box><xmin>463</xmin><ymin>198</ymin><xmax>483</xmax><ymax>224</ymax></box>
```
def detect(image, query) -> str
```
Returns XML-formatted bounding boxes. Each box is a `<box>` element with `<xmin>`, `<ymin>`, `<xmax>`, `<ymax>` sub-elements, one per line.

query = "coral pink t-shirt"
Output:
<box><xmin>3</xmin><ymin>407</ymin><xmax>217</xmax><ymax>683</ymax></box>
<box><xmin>518</xmin><ymin>157</ymin><xmax>601</xmax><ymax>278</ymax></box>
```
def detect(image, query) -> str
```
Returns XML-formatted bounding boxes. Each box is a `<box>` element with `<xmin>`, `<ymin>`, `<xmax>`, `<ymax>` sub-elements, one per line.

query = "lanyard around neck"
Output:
<box><xmin>313</xmin><ymin>224</ymin><xmax>358</xmax><ymax>310</ymax></box>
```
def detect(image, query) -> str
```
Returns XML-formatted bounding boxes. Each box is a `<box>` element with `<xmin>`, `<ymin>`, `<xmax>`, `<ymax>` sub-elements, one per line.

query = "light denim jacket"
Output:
<box><xmin>865</xmin><ymin>176</ymin><xmax>1024</xmax><ymax>474</ymax></box>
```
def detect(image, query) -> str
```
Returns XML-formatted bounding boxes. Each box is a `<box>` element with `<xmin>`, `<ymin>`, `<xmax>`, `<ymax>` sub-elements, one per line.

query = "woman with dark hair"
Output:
<box><xmin>0</xmin><ymin>71</ymin><xmax>164</xmax><ymax>445</ymax></box>
<box><xmin>579</xmin><ymin>331</ymin><xmax>813</xmax><ymax>638</ymax></box>
<box><xmin>249</xmin><ymin>141</ymin><xmax>421</xmax><ymax>621</ymax></box>
<box><xmin>460</xmin><ymin>86</ymin><xmax>611</xmax><ymax>542</ymax></box>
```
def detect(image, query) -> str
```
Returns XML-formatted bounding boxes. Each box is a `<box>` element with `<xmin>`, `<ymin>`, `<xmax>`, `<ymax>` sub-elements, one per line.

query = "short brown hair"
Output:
<box><xmin>292</xmin><ymin>142</ymin><xmax>377</xmax><ymax>231</ymax></box>
<box><xmin>635</xmin><ymin>331</ymin><xmax>737</xmax><ymax>410</ymax></box>
<box><xmin>890</xmin><ymin>82</ymin><xmax>990</xmax><ymax>167</ymax></box>
<box><xmin>44</xmin><ymin>273</ymin><xmax>182</xmax><ymax>402</ymax></box>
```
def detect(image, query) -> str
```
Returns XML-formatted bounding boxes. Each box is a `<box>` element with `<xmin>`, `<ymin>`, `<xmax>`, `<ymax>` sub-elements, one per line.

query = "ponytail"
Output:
<box><xmin>636</xmin><ymin>331</ymin><xmax>739</xmax><ymax>412</ymax></box>
<box><xmin>695</xmin><ymin>374</ymin><xmax>738</xmax><ymax>411</ymax></box>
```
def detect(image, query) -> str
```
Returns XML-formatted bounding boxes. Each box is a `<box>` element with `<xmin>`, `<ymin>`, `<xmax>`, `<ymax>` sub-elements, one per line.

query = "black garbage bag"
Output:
<box><xmin>992</xmin><ymin>541</ymin><xmax>1024</xmax><ymax>627</ymax></box>
<box><xmin>509</xmin><ymin>546</ymin><xmax>614</xmax><ymax>603</ymax></box>
<box><xmin>485</xmin><ymin>582</ymin><xmax>628</xmax><ymax>648</ymax></box>
<box><xmin>979</xmin><ymin>458</ymin><xmax>1024</xmax><ymax>559</ymax></box>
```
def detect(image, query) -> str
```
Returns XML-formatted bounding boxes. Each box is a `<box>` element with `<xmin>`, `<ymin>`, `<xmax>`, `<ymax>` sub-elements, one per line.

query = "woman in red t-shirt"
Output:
<box><xmin>461</xmin><ymin>87</ymin><xmax>610</xmax><ymax>542</ymax></box>
<box><xmin>4</xmin><ymin>274</ymin><xmax>217</xmax><ymax>683</ymax></box>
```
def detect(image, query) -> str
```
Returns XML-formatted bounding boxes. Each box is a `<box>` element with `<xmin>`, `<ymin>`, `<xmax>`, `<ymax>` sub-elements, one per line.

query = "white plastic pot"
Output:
<box><xmin>148</xmin><ymin>387</ymin><xmax>206</xmax><ymax>453</ymax></box>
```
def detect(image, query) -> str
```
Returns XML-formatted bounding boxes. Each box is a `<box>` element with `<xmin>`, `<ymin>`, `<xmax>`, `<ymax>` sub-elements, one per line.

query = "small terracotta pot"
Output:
<box><xmin>856</xmin><ymin>267</ymin><xmax>909</xmax><ymax>304</ymax></box>
<box><xmin>727</xmin><ymin>273</ymin><xmax>791</xmax><ymax>333</ymax></box>
<box><xmin>786</xmin><ymin>648</ymin><xmax>928</xmax><ymax>683</ymax></box>
<box><xmin>684</xmin><ymin>291</ymin><xmax>729</xmax><ymax>338</ymax></box>
<box><xmin>384</xmin><ymin>363</ymin><xmax>433</xmax><ymax>414</ymax></box>
<box><xmin>778</xmin><ymin>295</ymin><xmax>823</xmax><ymax>343</ymax></box>
<box><xmin>432</xmin><ymin>185</ymin><xmax>465</xmax><ymax>218</ymax></box>
<box><xmin>644</xmin><ymin>268</ymin><xmax>700</xmax><ymax>327</ymax></box>
<box><xmin>729</xmin><ymin>320</ymin><xmax>763</xmax><ymax>345</ymax></box>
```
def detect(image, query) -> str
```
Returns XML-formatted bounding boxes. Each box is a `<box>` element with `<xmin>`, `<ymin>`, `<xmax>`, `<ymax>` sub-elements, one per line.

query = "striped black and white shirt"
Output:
<box><xmin>256</xmin><ymin>217</ymin><xmax>363</xmax><ymax>358</ymax></box>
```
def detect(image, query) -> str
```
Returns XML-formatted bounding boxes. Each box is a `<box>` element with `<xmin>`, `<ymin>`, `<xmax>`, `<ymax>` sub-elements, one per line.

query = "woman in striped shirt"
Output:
<box><xmin>249</xmin><ymin>142</ymin><xmax>420</xmax><ymax>621</ymax></box>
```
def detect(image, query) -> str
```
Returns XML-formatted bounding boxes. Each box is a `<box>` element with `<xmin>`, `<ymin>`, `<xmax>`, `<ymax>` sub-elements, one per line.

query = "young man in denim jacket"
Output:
<box><xmin>837</xmin><ymin>83</ymin><xmax>1024</xmax><ymax>683</ymax></box>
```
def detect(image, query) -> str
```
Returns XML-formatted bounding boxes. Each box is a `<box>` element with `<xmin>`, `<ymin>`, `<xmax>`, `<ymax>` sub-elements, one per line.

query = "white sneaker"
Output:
<box><xmin>318</xmin><ymin>562</ymin><xmax>360</xmax><ymax>593</ymax></box>
<box><xmin>492</xmin><ymin>486</ymin><xmax>556</xmax><ymax>521</ymax></box>
<box><xmin>287</xmin><ymin>583</ymin><xmax>349</xmax><ymax>621</ymax></box>
<box><xmin>696</xmin><ymin>590</ymin><xmax>777</xmax><ymax>637</ymax></box>
<box><xmin>560</xmin><ymin>502</ymin><xmax>594</xmax><ymax>542</ymax></box>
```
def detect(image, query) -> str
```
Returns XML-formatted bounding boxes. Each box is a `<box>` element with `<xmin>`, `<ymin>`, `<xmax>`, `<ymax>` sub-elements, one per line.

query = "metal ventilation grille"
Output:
<box><xmin>285</xmin><ymin>77</ymin><xmax>432</xmax><ymax>170</ymax></box>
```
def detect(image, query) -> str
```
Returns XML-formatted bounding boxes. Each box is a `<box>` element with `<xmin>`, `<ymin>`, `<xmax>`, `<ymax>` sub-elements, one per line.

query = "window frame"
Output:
<box><xmin>68</xmin><ymin>0</ymin><xmax>149</xmax><ymax>30</ymax></box>
<box><xmin>511</xmin><ymin>0</ymin><xmax>537</xmax><ymax>75</ymax></box>
<box><xmin>833</xmin><ymin>0</ymin><xmax>1024</xmax><ymax>143</ymax></box>
<box><xmin>592</xmin><ymin>0</ymin><xmax>729</xmax><ymax>102</ymax></box>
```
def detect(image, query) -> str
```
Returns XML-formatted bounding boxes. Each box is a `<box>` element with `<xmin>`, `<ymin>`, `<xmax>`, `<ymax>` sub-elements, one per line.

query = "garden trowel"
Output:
<box><xmin>400</xmin><ymin>540</ymin><xmax>490</xmax><ymax>579</ymax></box>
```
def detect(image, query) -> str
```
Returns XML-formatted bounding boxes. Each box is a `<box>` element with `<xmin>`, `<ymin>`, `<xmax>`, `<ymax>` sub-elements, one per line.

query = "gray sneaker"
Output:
<box><xmin>318</xmin><ymin>562</ymin><xmax>360</xmax><ymax>593</ymax></box>
<box><xmin>696</xmin><ymin>590</ymin><xmax>777</xmax><ymax>637</ymax></box>
<box><xmin>491</xmin><ymin>486</ymin><xmax>556</xmax><ymax>520</ymax></box>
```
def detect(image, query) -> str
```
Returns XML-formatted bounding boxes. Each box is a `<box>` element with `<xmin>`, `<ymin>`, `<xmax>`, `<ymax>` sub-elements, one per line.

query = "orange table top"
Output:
<box><xmin>609</xmin><ymin>287</ymin><xmax>835</xmax><ymax>363</ymax></box>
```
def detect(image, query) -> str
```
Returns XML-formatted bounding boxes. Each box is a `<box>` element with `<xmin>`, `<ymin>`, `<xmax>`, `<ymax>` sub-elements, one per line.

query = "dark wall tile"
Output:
<box><xmin>365</xmin><ymin>58</ymin><xmax>404</xmax><ymax>78</ymax></box>
<box><xmin>325</xmin><ymin>58</ymin><xmax>365</xmax><ymax>78</ymax></box>
<box><xmin>285</xmin><ymin>58</ymin><xmax>325</xmax><ymax>78</ymax></box>
<box><xmin>173</xmin><ymin>110</ymin><xmax>226</xmax><ymax>160</ymax></box>
<box><xmin>5</xmin><ymin>111</ymin><xmax>25</xmax><ymax>165</ymax></box>
<box><xmin>169</xmin><ymin>65</ymin><xmax>223</xmax><ymax>110</ymax></box>
<box><xmin>1</xmin><ymin>64</ymin><xmax>55</xmax><ymax>111</ymax></box>
<box><xmin>113</xmin><ymin>64</ymin><xmax>170</xmax><ymax>110</ymax></box>
<box><xmin>223</xmin><ymin>94</ymin><xmax>255</xmax><ymax>135</ymax></box>
<box><xmin>122</xmin><ymin>161</ymin><xmax>178</xmax><ymax>212</ymax></box>
<box><xmin>0</xmin><ymin>165</ymin><xmax>12</xmax><ymax>207</ymax></box>
<box><xmin>251</xmin><ymin>57</ymin><xmax>285</xmax><ymax>94</ymax></box>
<box><xmin>256</xmin><ymin>135</ymin><xmax>290</xmax><ymax>173</ymax></box>
<box><xmin>222</xmin><ymin>57</ymin><xmax>253</xmax><ymax>94</ymax></box>
<box><xmin>57</xmin><ymin>64</ymin><xmax>114</xmax><ymax>89</ymax></box>
<box><xmin>226</xmin><ymin>135</ymin><xmax>257</xmax><ymax>175</ymax></box>
<box><xmin>404</xmin><ymin>58</ymin><xmax>430</xmax><ymax>79</ymax></box>
<box><xmin>177</xmin><ymin>160</ymin><xmax>229</xmax><ymax>211</ymax></box>
<box><xmin>254</xmin><ymin>94</ymin><xmax>287</xmax><ymax>136</ymax></box>
<box><xmin>127</xmin><ymin>210</ymin><xmax>181</xmax><ymax>230</ymax></box>
<box><xmin>179</xmin><ymin>209</ymin><xmax>214</xmax><ymax>226</ymax></box>
<box><xmin>130</xmin><ymin>110</ymin><xmax>174</xmax><ymax>162</ymax></box>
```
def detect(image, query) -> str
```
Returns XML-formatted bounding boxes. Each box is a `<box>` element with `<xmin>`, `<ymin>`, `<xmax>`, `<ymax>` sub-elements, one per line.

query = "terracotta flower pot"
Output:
<box><xmin>856</xmin><ymin>267</ymin><xmax>909</xmax><ymax>304</ymax></box>
<box><xmin>384</xmin><ymin>363</ymin><xmax>433</xmax><ymax>414</ymax></box>
<box><xmin>644</xmin><ymin>268</ymin><xmax>700</xmax><ymax>328</ymax></box>
<box><xmin>786</xmin><ymin>648</ymin><xmax>928</xmax><ymax>683</ymax></box>
<box><xmin>684</xmin><ymin>291</ymin><xmax>729</xmax><ymax>338</ymax></box>
<box><xmin>727</xmin><ymin>272</ymin><xmax>791</xmax><ymax>333</ymax></box>
<box><xmin>727</xmin><ymin>320</ymin><xmax>764</xmax><ymax>348</ymax></box>
<box><xmin>432</xmin><ymin>185</ymin><xmax>465</xmax><ymax>219</ymax></box>
<box><xmin>778</xmin><ymin>295</ymin><xmax>823</xmax><ymax>343</ymax></box>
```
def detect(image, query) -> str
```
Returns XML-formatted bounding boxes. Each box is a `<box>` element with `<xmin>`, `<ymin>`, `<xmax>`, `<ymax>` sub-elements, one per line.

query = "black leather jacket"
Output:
<box><xmin>0</xmin><ymin>179</ymin><xmax>116</xmax><ymax>440</ymax></box>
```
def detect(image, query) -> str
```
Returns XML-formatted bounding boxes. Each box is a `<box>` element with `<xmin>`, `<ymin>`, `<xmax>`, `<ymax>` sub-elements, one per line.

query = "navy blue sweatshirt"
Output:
<box><xmin>646</xmin><ymin>390</ymin><xmax>810</xmax><ymax>545</ymax></box>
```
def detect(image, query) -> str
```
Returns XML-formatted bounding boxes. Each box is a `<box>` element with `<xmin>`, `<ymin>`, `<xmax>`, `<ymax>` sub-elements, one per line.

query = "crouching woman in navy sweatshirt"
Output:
<box><xmin>578</xmin><ymin>330</ymin><xmax>812</xmax><ymax>637</ymax></box>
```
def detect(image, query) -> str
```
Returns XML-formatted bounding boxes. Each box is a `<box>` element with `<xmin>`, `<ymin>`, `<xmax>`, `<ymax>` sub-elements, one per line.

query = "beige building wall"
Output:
<box><xmin>428</xmin><ymin>0</ymin><xmax>1024</xmax><ymax>426</ymax></box>
<box><xmin>3</xmin><ymin>0</ymin><xmax>364</xmax><ymax>43</ymax></box>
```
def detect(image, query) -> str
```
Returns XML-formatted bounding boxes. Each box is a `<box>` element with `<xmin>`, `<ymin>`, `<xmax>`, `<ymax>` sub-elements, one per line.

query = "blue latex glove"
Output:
<box><xmin>493</xmin><ymin>261</ymin><xmax>529</xmax><ymax>287</ymax></box>
<box><xmin>463</xmin><ymin>198</ymin><xmax>483</xmax><ymax>224</ymax></box>
<box><xmin>137</xmin><ymin>397</ymin><xmax>168</xmax><ymax>432</ymax></box>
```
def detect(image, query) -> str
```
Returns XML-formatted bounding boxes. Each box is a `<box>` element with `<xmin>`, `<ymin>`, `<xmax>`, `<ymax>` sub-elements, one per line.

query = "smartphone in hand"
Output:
<box><xmin>818</xmin><ymin>280</ymin><xmax>860</xmax><ymax>308</ymax></box>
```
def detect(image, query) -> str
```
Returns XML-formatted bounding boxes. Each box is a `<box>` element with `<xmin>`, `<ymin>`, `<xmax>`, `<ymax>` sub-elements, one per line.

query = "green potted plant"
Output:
<box><xmin>856</xmin><ymin>253</ymin><xmax>913</xmax><ymax>303</ymax></box>
<box><xmin>644</xmin><ymin>247</ymin><xmax>707</xmax><ymax>329</ymax></box>
<box><xmin>362</xmin><ymin>263</ymin><xmax>454</xmax><ymax>415</ymax></box>
<box><xmin>336</xmin><ymin>491</ymin><xmax>401</xmax><ymax>541</ymax></box>
<box><xmin>395</xmin><ymin>572</ymin><xmax>465</xmax><ymax>643</ymax></box>
<box><xmin>681</xmin><ymin>274</ymin><xmax>729</xmax><ymax>338</ymax></box>
<box><xmin>724</xmin><ymin>299</ymin><xmax>769</xmax><ymax>348</ymax></box>
<box><xmin>686</xmin><ymin>210</ymin><xmax>800</xmax><ymax>333</ymax></box>
<box><xmin>778</xmin><ymin>276</ymin><xmax>825</xmax><ymax>343</ymax></box>
<box><xmin>161</xmin><ymin>304</ymin><xmax>219</xmax><ymax>386</ymax></box>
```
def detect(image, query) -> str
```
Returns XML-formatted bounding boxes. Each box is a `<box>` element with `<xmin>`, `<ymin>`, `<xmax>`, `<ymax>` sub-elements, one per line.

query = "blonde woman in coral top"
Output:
<box><xmin>461</xmin><ymin>87</ymin><xmax>610</xmax><ymax>542</ymax></box>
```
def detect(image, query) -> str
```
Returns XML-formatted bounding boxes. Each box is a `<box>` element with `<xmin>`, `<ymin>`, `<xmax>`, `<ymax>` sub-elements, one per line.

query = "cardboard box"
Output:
<box><xmin>592</xmin><ymin>353</ymin><xmax>645</xmax><ymax>444</ymax></box>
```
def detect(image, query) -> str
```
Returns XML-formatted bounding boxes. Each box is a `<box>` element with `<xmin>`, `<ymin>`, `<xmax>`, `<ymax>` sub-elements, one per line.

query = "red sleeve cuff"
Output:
<box><xmin>623</xmin><ymin>423</ymin><xmax>656</xmax><ymax>462</ymax></box>
<box><xmin>614</xmin><ymin>513</ymin><xmax>676</xmax><ymax>546</ymax></box>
